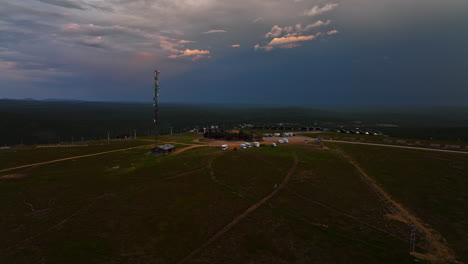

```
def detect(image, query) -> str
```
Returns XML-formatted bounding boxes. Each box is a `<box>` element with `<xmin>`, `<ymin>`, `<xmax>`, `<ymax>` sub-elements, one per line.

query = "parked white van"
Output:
<box><xmin>253</xmin><ymin>142</ymin><xmax>260</xmax><ymax>147</ymax></box>
<box><xmin>221</xmin><ymin>144</ymin><xmax>228</xmax><ymax>151</ymax></box>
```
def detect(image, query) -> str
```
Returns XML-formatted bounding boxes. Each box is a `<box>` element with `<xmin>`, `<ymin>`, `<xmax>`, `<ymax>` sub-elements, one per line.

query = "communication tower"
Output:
<box><xmin>153</xmin><ymin>70</ymin><xmax>160</xmax><ymax>148</ymax></box>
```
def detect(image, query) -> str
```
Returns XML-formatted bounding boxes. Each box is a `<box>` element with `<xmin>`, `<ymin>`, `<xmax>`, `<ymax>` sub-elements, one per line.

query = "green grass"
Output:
<box><xmin>193</xmin><ymin>145</ymin><xmax>414</xmax><ymax>263</ymax></box>
<box><xmin>304</xmin><ymin>132</ymin><xmax>468</xmax><ymax>150</ymax></box>
<box><xmin>0</xmin><ymin>140</ymin><xmax>151</xmax><ymax>170</ymax></box>
<box><xmin>334</xmin><ymin>143</ymin><xmax>468</xmax><ymax>263</ymax></box>
<box><xmin>1</xmin><ymin>141</ymin><xmax>459</xmax><ymax>263</ymax></box>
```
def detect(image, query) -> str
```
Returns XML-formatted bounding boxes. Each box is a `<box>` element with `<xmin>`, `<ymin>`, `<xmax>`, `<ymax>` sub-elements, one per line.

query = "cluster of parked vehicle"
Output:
<box><xmin>221</xmin><ymin>142</ymin><xmax>261</xmax><ymax>151</ymax></box>
<box><xmin>336</xmin><ymin>129</ymin><xmax>383</xmax><ymax>136</ymax></box>
<box><xmin>221</xmin><ymin>132</ymin><xmax>299</xmax><ymax>150</ymax></box>
<box><xmin>263</xmin><ymin>132</ymin><xmax>296</xmax><ymax>137</ymax></box>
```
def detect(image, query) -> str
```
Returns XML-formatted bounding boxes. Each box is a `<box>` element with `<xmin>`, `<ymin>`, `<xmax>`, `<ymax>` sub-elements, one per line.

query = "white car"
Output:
<box><xmin>282</xmin><ymin>138</ymin><xmax>289</xmax><ymax>143</ymax></box>
<box><xmin>253</xmin><ymin>142</ymin><xmax>260</xmax><ymax>147</ymax></box>
<box><xmin>270</xmin><ymin>143</ymin><xmax>277</xmax><ymax>147</ymax></box>
<box><xmin>278</xmin><ymin>139</ymin><xmax>285</xmax><ymax>144</ymax></box>
<box><xmin>245</xmin><ymin>142</ymin><xmax>251</xmax><ymax>148</ymax></box>
<box><xmin>221</xmin><ymin>144</ymin><xmax>228</xmax><ymax>151</ymax></box>
<box><xmin>240</xmin><ymin>144</ymin><xmax>247</xmax><ymax>149</ymax></box>
<box><xmin>274</xmin><ymin>133</ymin><xmax>280</xmax><ymax>137</ymax></box>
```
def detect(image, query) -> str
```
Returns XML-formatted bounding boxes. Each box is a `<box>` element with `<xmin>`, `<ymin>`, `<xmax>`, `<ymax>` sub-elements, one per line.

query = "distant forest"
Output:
<box><xmin>1</xmin><ymin>99</ymin><xmax>468</xmax><ymax>145</ymax></box>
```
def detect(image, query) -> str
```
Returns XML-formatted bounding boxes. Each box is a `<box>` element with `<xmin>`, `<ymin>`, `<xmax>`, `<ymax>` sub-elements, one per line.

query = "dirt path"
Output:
<box><xmin>172</xmin><ymin>145</ymin><xmax>207</xmax><ymax>155</ymax></box>
<box><xmin>0</xmin><ymin>140</ymin><xmax>206</xmax><ymax>174</ymax></box>
<box><xmin>138</xmin><ymin>140</ymin><xmax>195</xmax><ymax>146</ymax></box>
<box><xmin>333</xmin><ymin>145</ymin><xmax>460</xmax><ymax>263</ymax></box>
<box><xmin>0</xmin><ymin>144</ymin><xmax>154</xmax><ymax>174</ymax></box>
<box><xmin>325</xmin><ymin>139</ymin><xmax>468</xmax><ymax>155</ymax></box>
<box><xmin>177</xmin><ymin>154</ymin><xmax>299</xmax><ymax>264</ymax></box>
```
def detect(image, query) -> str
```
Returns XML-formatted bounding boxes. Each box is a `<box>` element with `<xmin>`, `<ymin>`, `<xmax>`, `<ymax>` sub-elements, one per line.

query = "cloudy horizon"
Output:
<box><xmin>1</xmin><ymin>0</ymin><xmax>467</xmax><ymax>105</ymax></box>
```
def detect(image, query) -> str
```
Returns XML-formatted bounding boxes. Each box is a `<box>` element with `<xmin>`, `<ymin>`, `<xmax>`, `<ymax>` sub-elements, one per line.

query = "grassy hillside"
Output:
<box><xmin>0</xmin><ymin>137</ymin><xmax>464</xmax><ymax>263</ymax></box>
<box><xmin>333</xmin><ymin>143</ymin><xmax>468</xmax><ymax>263</ymax></box>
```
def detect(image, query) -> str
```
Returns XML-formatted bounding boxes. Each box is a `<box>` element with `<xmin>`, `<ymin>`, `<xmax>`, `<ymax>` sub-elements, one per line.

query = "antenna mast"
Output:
<box><xmin>154</xmin><ymin>70</ymin><xmax>160</xmax><ymax>148</ymax></box>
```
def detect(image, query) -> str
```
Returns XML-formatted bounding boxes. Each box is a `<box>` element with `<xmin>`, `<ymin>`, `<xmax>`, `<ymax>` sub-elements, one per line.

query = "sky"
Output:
<box><xmin>1</xmin><ymin>0</ymin><xmax>467</xmax><ymax>105</ymax></box>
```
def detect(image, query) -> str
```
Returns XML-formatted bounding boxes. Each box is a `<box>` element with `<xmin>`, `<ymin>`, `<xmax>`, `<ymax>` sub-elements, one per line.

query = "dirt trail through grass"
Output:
<box><xmin>333</xmin><ymin>145</ymin><xmax>460</xmax><ymax>263</ymax></box>
<box><xmin>0</xmin><ymin>140</ymin><xmax>207</xmax><ymax>174</ymax></box>
<box><xmin>325</xmin><ymin>139</ymin><xmax>468</xmax><ymax>155</ymax></box>
<box><xmin>0</xmin><ymin>144</ymin><xmax>154</xmax><ymax>174</ymax></box>
<box><xmin>172</xmin><ymin>145</ymin><xmax>207</xmax><ymax>155</ymax></box>
<box><xmin>177</xmin><ymin>154</ymin><xmax>299</xmax><ymax>264</ymax></box>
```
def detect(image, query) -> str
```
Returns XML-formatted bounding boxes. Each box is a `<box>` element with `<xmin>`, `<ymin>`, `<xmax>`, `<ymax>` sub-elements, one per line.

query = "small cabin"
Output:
<box><xmin>152</xmin><ymin>144</ymin><xmax>176</xmax><ymax>154</ymax></box>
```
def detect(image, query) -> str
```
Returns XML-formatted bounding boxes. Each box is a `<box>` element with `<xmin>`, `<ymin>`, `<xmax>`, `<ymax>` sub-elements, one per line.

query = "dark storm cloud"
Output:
<box><xmin>0</xmin><ymin>2</ymin><xmax>69</xmax><ymax>18</ymax></box>
<box><xmin>1</xmin><ymin>0</ymin><xmax>467</xmax><ymax>105</ymax></box>
<box><xmin>37</xmin><ymin>0</ymin><xmax>86</xmax><ymax>10</ymax></box>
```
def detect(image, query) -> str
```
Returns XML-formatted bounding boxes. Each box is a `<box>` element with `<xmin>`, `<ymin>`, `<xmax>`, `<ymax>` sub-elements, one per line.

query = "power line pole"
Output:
<box><xmin>410</xmin><ymin>223</ymin><xmax>416</xmax><ymax>253</ymax></box>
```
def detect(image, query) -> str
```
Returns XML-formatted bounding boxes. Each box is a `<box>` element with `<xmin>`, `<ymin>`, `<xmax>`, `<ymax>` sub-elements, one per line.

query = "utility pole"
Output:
<box><xmin>107</xmin><ymin>131</ymin><xmax>110</xmax><ymax>144</ymax></box>
<box><xmin>170</xmin><ymin>127</ymin><xmax>173</xmax><ymax>136</ymax></box>
<box><xmin>410</xmin><ymin>224</ymin><xmax>416</xmax><ymax>253</ymax></box>
<box><xmin>134</xmin><ymin>129</ymin><xmax>137</xmax><ymax>140</ymax></box>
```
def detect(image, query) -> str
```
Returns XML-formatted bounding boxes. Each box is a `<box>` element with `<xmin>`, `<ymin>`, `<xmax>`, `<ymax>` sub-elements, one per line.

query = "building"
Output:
<box><xmin>152</xmin><ymin>144</ymin><xmax>176</xmax><ymax>154</ymax></box>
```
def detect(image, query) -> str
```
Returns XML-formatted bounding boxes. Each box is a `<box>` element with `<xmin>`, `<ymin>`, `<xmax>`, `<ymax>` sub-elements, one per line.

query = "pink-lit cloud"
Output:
<box><xmin>202</xmin><ymin>29</ymin><xmax>227</xmax><ymax>34</ymax></box>
<box><xmin>304</xmin><ymin>3</ymin><xmax>339</xmax><ymax>17</ymax></box>
<box><xmin>231</xmin><ymin>44</ymin><xmax>240</xmax><ymax>48</ymax></box>
<box><xmin>136</xmin><ymin>51</ymin><xmax>155</xmax><ymax>58</ymax></box>
<box><xmin>179</xmin><ymin>40</ymin><xmax>196</xmax><ymax>44</ymax></box>
<box><xmin>0</xmin><ymin>59</ymin><xmax>72</xmax><ymax>82</ymax></box>
<box><xmin>265</xmin><ymin>25</ymin><xmax>283</xmax><ymax>38</ymax></box>
<box><xmin>256</xmin><ymin>32</ymin><xmax>322</xmax><ymax>51</ymax></box>
<box><xmin>252</xmin><ymin>17</ymin><xmax>264</xmax><ymax>23</ymax></box>
<box><xmin>265</xmin><ymin>24</ymin><xmax>303</xmax><ymax>38</ymax></box>
<box><xmin>268</xmin><ymin>34</ymin><xmax>317</xmax><ymax>46</ymax></box>
<box><xmin>327</xmin><ymin>29</ymin><xmax>339</xmax><ymax>35</ymax></box>
<box><xmin>304</xmin><ymin>20</ymin><xmax>331</xmax><ymax>31</ymax></box>
<box><xmin>168</xmin><ymin>49</ymin><xmax>211</xmax><ymax>61</ymax></box>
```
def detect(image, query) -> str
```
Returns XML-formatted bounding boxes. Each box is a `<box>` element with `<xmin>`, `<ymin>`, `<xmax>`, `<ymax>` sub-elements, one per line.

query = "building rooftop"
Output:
<box><xmin>158</xmin><ymin>144</ymin><xmax>175</xmax><ymax>150</ymax></box>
